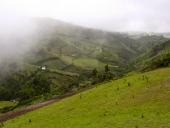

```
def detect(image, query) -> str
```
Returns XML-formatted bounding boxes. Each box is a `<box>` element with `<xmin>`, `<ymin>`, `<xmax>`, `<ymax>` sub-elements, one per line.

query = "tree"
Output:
<box><xmin>92</xmin><ymin>68</ymin><xmax>98</xmax><ymax>76</ymax></box>
<box><xmin>19</xmin><ymin>84</ymin><xmax>35</xmax><ymax>100</ymax></box>
<box><xmin>105</xmin><ymin>64</ymin><xmax>110</xmax><ymax>73</ymax></box>
<box><xmin>32</xmin><ymin>73</ymin><xmax>51</xmax><ymax>95</ymax></box>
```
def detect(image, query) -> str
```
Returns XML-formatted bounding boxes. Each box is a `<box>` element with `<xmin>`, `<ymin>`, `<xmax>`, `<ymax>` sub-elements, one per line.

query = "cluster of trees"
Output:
<box><xmin>0</xmin><ymin>67</ymin><xmax>80</xmax><ymax>103</ymax></box>
<box><xmin>19</xmin><ymin>72</ymin><xmax>51</xmax><ymax>100</ymax></box>
<box><xmin>0</xmin><ymin>70</ymin><xmax>51</xmax><ymax>101</ymax></box>
<box><xmin>0</xmin><ymin>64</ymin><xmax>115</xmax><ymax>104</ymax></box>
<box><xmin>91</xmin><ymin>64</ymin><xmax>114</xmax><ymax>85</ymax></box>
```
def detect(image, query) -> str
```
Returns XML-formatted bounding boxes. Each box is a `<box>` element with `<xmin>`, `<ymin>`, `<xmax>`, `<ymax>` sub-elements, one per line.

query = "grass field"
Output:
<box><xmin>73</xmin><ymin>57</ymin><xmax>105</xmax><ymax>69</ymax></box>
<box><xmin>0</xmin><ymin>101</ymin><xmax>17</xmax><ymax>116</ymax></box>
<box><xmin>58</xmin><ymin>55</ymin><xmax>106</xmax><ymax>69</ymax></box>
<box><xmin>4</xmin><ymin>67</ymin><xmax>170</xmax><ymax>128</ymax></box>
<box><xmin>0</xmin><ymin>101</ymin><xmax>17</xmax><ymax>110</ymax></box>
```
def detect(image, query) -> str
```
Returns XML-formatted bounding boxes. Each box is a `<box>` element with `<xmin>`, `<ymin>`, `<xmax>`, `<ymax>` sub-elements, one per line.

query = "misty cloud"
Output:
<box><xmin>0</xmin><ymin>0</ymin><xmax>170</xmax><ymax>70</ymax></box>
<box><xmin>0</xmin><ymin>16</ymin><xmax>38</xmax><ymax>65</ymax></box>
<box><xmin>0</xmin><ymin>0</ymin><xmax>170</xmax><ymax>32</ymax></box>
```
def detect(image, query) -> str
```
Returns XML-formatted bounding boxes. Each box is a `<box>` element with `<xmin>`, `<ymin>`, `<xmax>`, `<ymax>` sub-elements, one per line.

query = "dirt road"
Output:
<box><xmin>0</xmin><ymin>92</ymin><xmax>75</xmax><ymax>122</ymax></box>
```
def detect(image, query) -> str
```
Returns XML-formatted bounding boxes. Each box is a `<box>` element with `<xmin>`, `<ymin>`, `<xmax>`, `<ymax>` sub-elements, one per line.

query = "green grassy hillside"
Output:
<box><xmin>4</xmin><ymin>67</ymin><xmax>170</xmax><ymax>128</ymax></box>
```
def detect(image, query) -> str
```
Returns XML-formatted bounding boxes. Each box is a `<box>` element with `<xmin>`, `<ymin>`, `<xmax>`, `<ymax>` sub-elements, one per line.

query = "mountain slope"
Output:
<box><xmin>27</xmin><ymin>18</ymin><xmax>139</xmax><ymax>66</ymax></box>
<box><xmin>4</xmin><ymin>67</ymin><xmax>170</xmax><ymax>128</ymax></box>
<box><xmin>24</xmin><ymin>18</ymin><xmax>169</xmax><ymax>77</ymax></box>
<box><xmin>131</xmin><ymin>35</ymin><xmax>167</xmax><ymax>51</ymax></box>
<box><xmin>133</xmin><ymin>40</ymin><xmax>170</xmax><ymax>71</ymax></box>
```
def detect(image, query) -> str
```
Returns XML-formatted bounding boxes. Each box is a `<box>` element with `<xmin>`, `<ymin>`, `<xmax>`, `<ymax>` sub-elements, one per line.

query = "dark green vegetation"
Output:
<box><xmin>4</xmin><ymin>67</ymin><xmax>170</xmax><ymax>128</ymax></box>
<box><xmin>0</xmin><ymin>18</ymin><xmax>170</xmax><ymax>114</ymax></box>
<box><xmin>132</xmin><ymin>40</ymin><xmax>170</xmax><ymax>71</ymax></box>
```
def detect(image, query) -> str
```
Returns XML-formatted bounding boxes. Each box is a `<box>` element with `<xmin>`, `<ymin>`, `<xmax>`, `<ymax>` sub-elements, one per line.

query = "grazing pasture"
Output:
<box><xmin>4</xmin><ymin>67</ymin><xmax>170</xmax><ymax>128</ymax></box>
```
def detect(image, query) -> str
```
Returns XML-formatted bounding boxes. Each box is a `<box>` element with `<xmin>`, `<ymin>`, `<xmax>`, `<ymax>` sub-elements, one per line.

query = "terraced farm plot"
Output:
<box><xmin>4</xmin><ymin>67</ymin><xmax>170</xmax><ymax>128</ymax></box>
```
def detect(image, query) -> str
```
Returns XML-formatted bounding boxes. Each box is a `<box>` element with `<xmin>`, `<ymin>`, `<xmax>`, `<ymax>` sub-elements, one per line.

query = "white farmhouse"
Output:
<box><xmin>41</xmin><ymin>66</ymin><xmax>47</xmax><ymax>70</ymax></box>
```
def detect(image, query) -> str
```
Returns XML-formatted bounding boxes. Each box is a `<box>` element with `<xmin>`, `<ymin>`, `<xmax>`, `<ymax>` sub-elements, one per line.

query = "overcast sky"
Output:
<box><xmin>0</xmin><ymin>0</ymin><xmax>170</xmax><ymax>32</ymax></box>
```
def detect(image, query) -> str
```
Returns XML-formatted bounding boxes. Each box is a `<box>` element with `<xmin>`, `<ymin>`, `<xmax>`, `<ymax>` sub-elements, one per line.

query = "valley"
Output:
<box><xmin>0</xmin><ymin>18</ymin><xmax>170</xmax><ymax>128</ymax></box>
